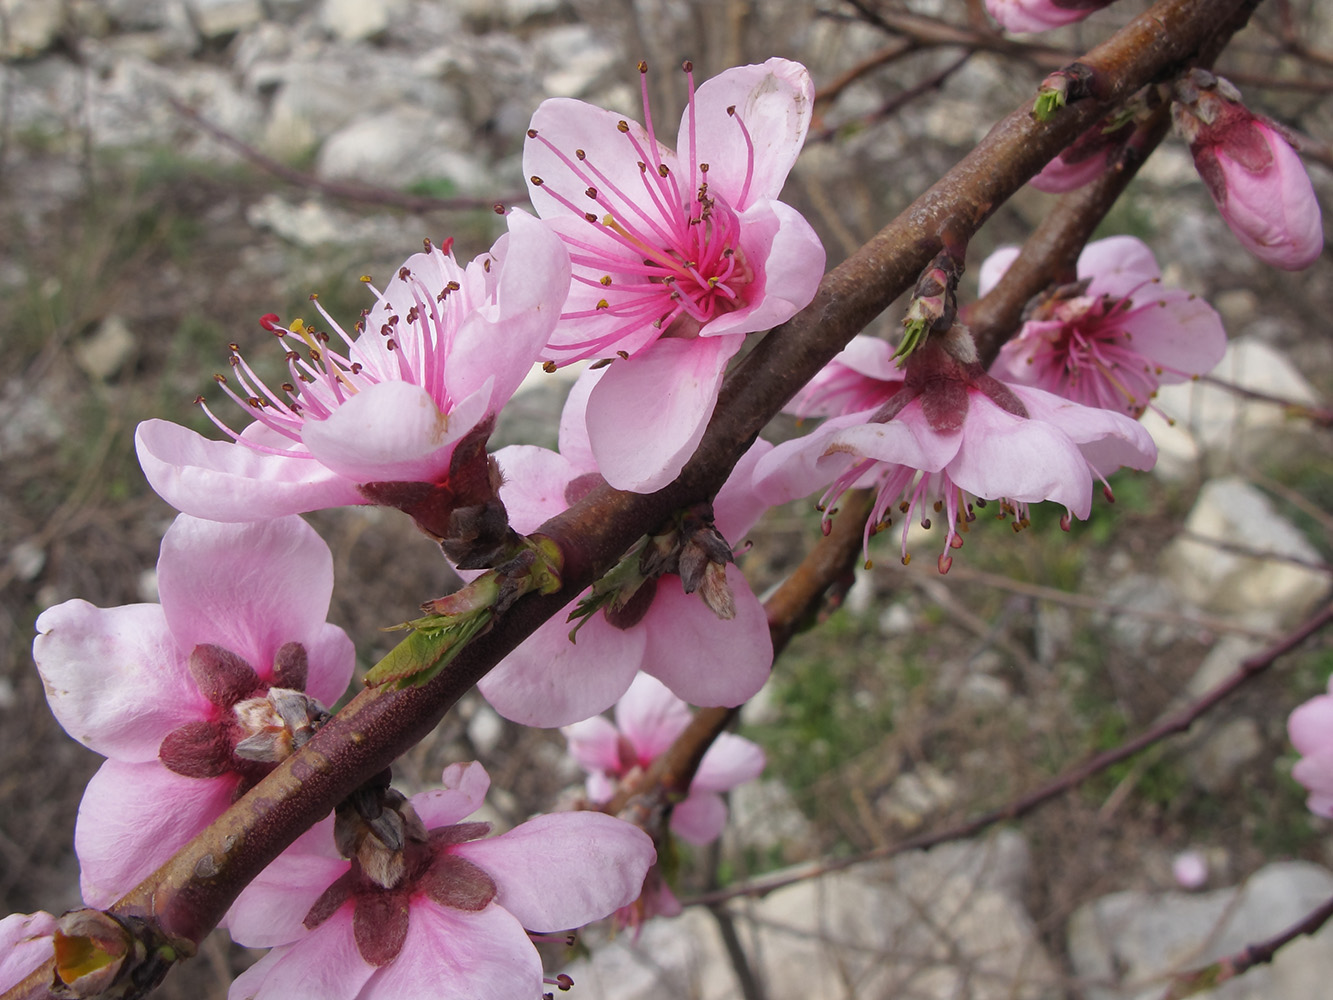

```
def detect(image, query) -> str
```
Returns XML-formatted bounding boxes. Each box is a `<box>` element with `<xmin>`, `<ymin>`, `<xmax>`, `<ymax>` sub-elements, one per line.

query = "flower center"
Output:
<box><xmin>197</xmin><ymin>242</ymin><xmax>473</xmax><ymax>456</ymax></box>
<box><xmin>527</xmin><ymin>60</ymin><xmax>759</xmax><ymax>360</ymax></box>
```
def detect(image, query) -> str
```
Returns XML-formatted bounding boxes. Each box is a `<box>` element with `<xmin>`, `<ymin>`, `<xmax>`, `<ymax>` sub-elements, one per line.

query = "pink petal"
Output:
<box><xmin>831</xmin><ymin>408</ymin><xmax>961</xmax><ymax>474</ymax></box>
<box><xmin>669</xmin><ymin>790</ymin><xmax>728</xmax><ymax>845</ymax></box>
<box><xmin>227</xmin><ymin>816</ymin><xmax>347</xmax><ymax>948</ymax></box>
<box><xmin>446</xmin><ymin>210</ymin><xmax>569</xmax><ymax>406</ymax></box>
<box><xmin>614</xmin><ymin>674</ymin><xmax>691</xmax><ymax>761</ymax></box>
<box><xmin>227</xmin><ymin>907</ymin><xmax>375</xmax><ymax>1000</ymax></box>
<box><xmin>832</xmin><ymin>335</ymin><xmax>903</xmax><ymax>382</ymax></box>
<box><xmin>585</xmin><ymin>334</ymin><xmax>740</xmax><ymax>494</ymax></box>
<box><xmin>556</xmin><ymin>368</ymin><xmax>599</xmax><ymax>471</ymax></box>
<box><xmin>1290</xmin><ymin>695</ymin><xmax>1333</xmax><ymax>756</ymax></box>
<box><xmin>524</xmin><ymin>98</ymin><xmax>676</xmax><ymax>229</ymax></box>
<box><xmin>1116</xmin><ymin>289</ymin><xmax>1227</xmax><ymax>384</ymax></box>
<box><xmin>713</xmin><ymin>437</ymin><xmax>776</xmax><ymax>542</ymax></box>
<box><xmin>76</xmin><ymin>760</ymin><xmax>241</xmax><ymax>907</ymax></box>
<box><xmin>135</xmin><ymin>419</ymin><xmax>366</xmax><ymax>521</ymax></box>
<box><xmin>367</xmin><ymin>901</ymin><xmax>540</xmax><ymax>1000</ymax></box>
<box><xmin>1011</xmin><ymin>386</ymin><xmax>1157</xmax><ymax>475</ymax></box>
<box><xmin>492</xmin><ymin>445</ymin><xmax>583</xmax><ymax>534</ymax></box>
<box><xmin>686</xmin><ymin>59</ymin><xmax>815</xmax><ymax>210</ymax></box>
<box><xmin>693</xmin><ymin>732</ymin><xmax>766</xmax><ymax>792</ymax></box>
<box><xmin>562</xmin><ymin>716</ymin><xmax>624</xmax><ymax>776</ymax></box>
<box><xmin>977</xmin><ymin>246</ymin><xmax>1021</xmax><ymax>298</ymax></box>
<box><xmin>948</xmin><ymin>396</ymin><xmax>1093</xmax><ymax>516</ymax></box>
<box><xmin>157</xmin><ymin>515</ymin><xmax>341</xmax><ymax>682</ymax></box>
<box><xmin>34</xmin><ymin>601</ymin><xmax>205</xmax><ymax>760</ymax></box>
<box><xmin>1215</xmin><ymin>125</ymin><xmax>1323</xmax><ymax>271</ymax></box>
<box><xmin>0</xmin><ymin>911</ymin><xmax>57</xmax><ymax>990</ymax></box>
<box><xmin>477</xmin><ymin>611</ymin><xmax>645</xmax><ymax>727</ymax></box>
<box><xmin>1029</xmin><ymin>148</ymin><xmax>1110</xmax><ymax>193</ymax></box>
<box><xmin>985</xmin><ymin>0</ymin><xmax>1099</xmax><ymax>33</ymax></box>
<box><xmin>411</xmin><ymin>762</ymin><xmax>492</xmax><ymax>830</ymax></box>
<box><xmin>455</xmin><ymin>813</ymin><xmax>655</xmax><ymax>931</ymax></box>
<box><xmin>639</xmin><ymin>564</ymin><xmax>772</xmax><ymax>708</ymax></box>
<box><xmin>1078</xmin><ymin>235</ymin><xmax>1162</xmax><ymax>298</ymax></box>
<box><xmin>300</xmin><ymin>380</ymin><xmax>490</xmax><ymax>485</ymax></box>
<box><xmin>750</xmin><ymin>417</ymin><xmax>860</xmax><ymax>505</ymax></box>
<box><xmin>301</xmin><ymin>623</ymin><xmax>357</xmax><ymax>708</ymax></box>
<box><xmin>701</xmin><ymin>200</ymin><xmax>825</xmax><ymax>339</ymax></box>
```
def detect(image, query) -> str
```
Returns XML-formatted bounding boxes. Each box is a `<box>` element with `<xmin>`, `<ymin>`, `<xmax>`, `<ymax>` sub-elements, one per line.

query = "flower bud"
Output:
<box><xmin>1173</xmin><ymin>69</ymin><xmax>1323</xmax><ymax>271</ymax></box>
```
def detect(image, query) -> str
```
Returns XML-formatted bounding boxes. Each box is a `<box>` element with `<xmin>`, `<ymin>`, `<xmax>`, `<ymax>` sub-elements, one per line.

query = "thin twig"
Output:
<box><xmin>166</xmin><ymin>96</ymin><xmax>525</xmax><ymax>213</ymax></box>
<box><xmin>1161</xmin><ymin>891</ymin><xmax>1333</xmax><ymax>999</ymax></box>
<box><xmin>684</xmin><ymin>602</ymin><xmax>1333</xmax><ymax>908</ymax></box>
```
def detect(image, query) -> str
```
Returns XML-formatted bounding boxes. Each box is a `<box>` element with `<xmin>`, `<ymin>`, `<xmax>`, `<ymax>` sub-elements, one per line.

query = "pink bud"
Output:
<box><xmin>985</xmin><ymin>0</ymin><xmax>1114</xmax><ymax>34</ymax></box>
<box><xmin>1175</xmin><ymin>73</ymin><xmax>1323</xmax><ymax>271</ymax></box>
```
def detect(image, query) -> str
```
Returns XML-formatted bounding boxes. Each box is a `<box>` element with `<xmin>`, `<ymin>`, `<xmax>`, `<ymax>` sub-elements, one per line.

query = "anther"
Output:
<box><xmin>657</xmin><ymin>164</ymin><xmax>669</xmax><ymax>178</ymax></box>
<box><xmin>638</xmin><ymin>61</ymin><xmax>647</xmax><ymax>74</ymax></box>
<box><xmin>682</xmin><ymin>60</ymin><xmax>693</xmax><ymax>72</ymax></box>
<box><xmin>617</xmin><ymin>121</ymin><xmax>630</xmax><ymax>133</ymax></box>
<box><xmin>398</xmin><ymin>266</ymin><xmax>411</xmax><ymax>280</ymax></box>
<box><xmin>575</xmin><ymin>149</ymin><xmax>586</xmax><ymax>160</ymax></box>
<box><xmin>213</xmin><ymin>373</ymin><xmax>227</xmax><ymax>384</ymax></box>
<box><xmin>586</xmin><ymin>187</ymin><xmax>598</xmax><ymax>198</ymax></box>
<box><xmin>527</xmin><ymin>128</ymin><xmax>538</xmax><ymax>138</ymax></box>
<box><xmin>727</xmin><ymin>105</ymin><xmax>737</xmax><ymax>116</ymax></box>
<box><xmin>584</xmin><ymin>212</ymin><xmax>598</xmax><ymax>223</ymax></box>
<box><xmin>600</xmin><ymin>275</ymin><xmax>612</xmax><ymax>286</ymax></box>
<box><xmin>493</xmin><ymin>203</ymin><xmax>506</xmax><ymax>214</ymax></box>
<box><xmin>530</xmin><ymin>175</ymin><xmax>544</xmax><ymax>186</ymax></box>
<box><xmin>543</xmin><ymin>361</ymin><xmax>557</xmax><ymax>373</ymax></box>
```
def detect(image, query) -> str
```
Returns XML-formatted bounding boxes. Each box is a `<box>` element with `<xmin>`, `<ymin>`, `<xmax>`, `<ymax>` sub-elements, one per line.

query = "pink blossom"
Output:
<box><xmin>135</xmin><ymin>211</ymin><xmax>570</xmax><ymax>526</ymax></box>
<box><xmin>982</xmin><ymin>236</ymin><xmax>1227</xmax><ymax>415</ymax></box>
<box><xmin>0</xmin><ymin>911</ymin><xmax>56</xmax><ymax>992</ymax></box>
<box><xmin>1029</xmin><ymin>118</ymin><xmax>1133</xmax><ymax>193</ymax></box>
<box><xmin>225</xmin><ymin>762</ymin><xmax>655</xmax><ymax>1000</ymax></box>
<box><xmin>984</xmin><ymin>0</ymin><xmax>1114</xmax><ymax>33</ymax></box>
<box><xmin>33</xmin><ymin>515</ymin><xmax>354</xmax><ymax>907</ymax></box>
<box><xmin>471</xmin><ymin>371</ymin><xmax>774</xmax><ymax>726</ymax></box>
<box><xmin>564</xmin><ymin>673</ymin><xmax>765</xmax><ymax>845</ymax></box>
<box><xmin>1174</xmin><ymin>72</ymin><xmax>1323</xmax><ymax>270</ymax></box>
<box><xmin>1288</xmin><ymin>683</ymin><xmax>1333</xmax><ymax>817</ymax></box>
<box><xmin>523</xmin><ymin>59</ymin><xmax>825</xmax><ymax>492</ymax></box>
<box><xmin>754</xmin><ymin>331</ymin><xmax>1157</xmax><ymax>572</ymax></box>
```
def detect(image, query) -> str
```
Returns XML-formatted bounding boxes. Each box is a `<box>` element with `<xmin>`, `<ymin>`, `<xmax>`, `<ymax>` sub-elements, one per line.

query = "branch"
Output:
<box><xmin>684</xmin><ymin>600</ymin><xmax>1333</xmax><ymax>908</ymax></box>
<box><xmin>5</xmin><ymin>1</ymin><xmax>1265</xmax><ymax>994</ymax></box>
<box><xmin>1161</xmin><ymin>891</ymin><xmax>1333</xmax><ymax>999</ymax></box>
<box><xmin>165</xmin><ymin>96</ymin><xmax>526</xmax><ymax>214</ymax></box>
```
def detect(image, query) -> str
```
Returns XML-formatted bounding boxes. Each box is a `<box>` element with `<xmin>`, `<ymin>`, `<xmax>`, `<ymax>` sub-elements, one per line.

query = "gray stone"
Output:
<box><xmin>877</xmin><ymin>763</ymin><xmax>960</xmax><ymax>830</ymax></box>
<box><xmin>1164</xmin><ymin>476</ymin><xmax>1330</xmax><ymax>628</ymax></box>
<box><xmin>184</xmin><ymin>0</ymin><xmax>263</xmax><ymax>38</ymax></box>
<box><xmin>533</xmin><ymin>24</ymin><xmax>620</xmax><ymax>99</ymax></box>
<box><xmin>1187</xmin><ymin>717</ymin><xmax>1264</xmax><ymax>793</ymax></box>
<box><xmin>466</xmin><ymin>704</ymin><xmax>504</xmax><ymax>756</ymax></box>
<box><xmin>725</xmin><ymin>779</ymin><xmax>816</xmax><ymax>858</ymax></box>
<box><xmin>1</xmin><ymin>0</ymin><xmax>64</xmax><ymax>59</ymax></box>
<box><xmin>8</xmin><ymin>540</ymin><xmax>45</xmax><ymax>582</ymax></box>
<box><xmin>314</xmin><ymin>106</ymin><xmax>484</xmax><ymax>189</ymax></box>
<box><xmin>75</xmin><ymin>314</ymin><xmax>137</xmax><ymax>381</ymax></box>
<box><xmin>318</xmin><ymin>0</ymin><xmax>397</xmax><ymax>42</ymax></box>
<box><xmin>1149</xmin><ymin>337</ymin><xmax>1322</xmax><ymax>475</ymax></box>
<box><xmin>1068</xmin><ymin>861</ymin><xmax>1333</xmax><ymax>1000</ymax></box>
<box><xmin>564</xmin><ymin>831</ymin><xmax>1060</xmax><ymax>1000</ymax></box>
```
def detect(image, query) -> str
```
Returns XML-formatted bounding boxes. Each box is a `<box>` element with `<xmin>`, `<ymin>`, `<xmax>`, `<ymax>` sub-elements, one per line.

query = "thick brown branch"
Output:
<box><xmin>4</xmin><ymin>2</ymin><xmax>1264</xmax><ymax>995</ymax></box>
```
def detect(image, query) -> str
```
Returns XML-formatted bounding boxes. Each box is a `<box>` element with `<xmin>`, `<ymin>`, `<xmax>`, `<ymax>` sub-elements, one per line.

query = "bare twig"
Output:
<box><xmin>684</xmin><ymin>601</ymin><xmax>1333</xmax><ymax>908</ymax></box>
<box><xmin>1161</xmin><ymin>891</ymin><xmax>1333</xmax><ymax>999</ymax></box>
<box><xmin>166</xmin><ymin>96</ymin><xmax>525</xmax><ymax>214</ymax></box>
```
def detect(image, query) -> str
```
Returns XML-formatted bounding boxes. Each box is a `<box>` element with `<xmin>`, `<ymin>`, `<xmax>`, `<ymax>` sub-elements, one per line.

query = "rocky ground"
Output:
<box><xmin>2</xmin><ymin>1</ymin><xmax>1333</xmax><ymax>998</ymax></box>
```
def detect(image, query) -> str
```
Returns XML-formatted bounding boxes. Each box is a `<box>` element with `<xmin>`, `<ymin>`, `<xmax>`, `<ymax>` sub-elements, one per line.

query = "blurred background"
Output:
<box><xmin>2</xmin><ymin>0</ymin><xmax>1332</xmax><ymax>996</ymax></box>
